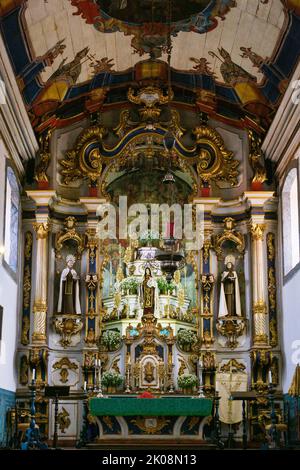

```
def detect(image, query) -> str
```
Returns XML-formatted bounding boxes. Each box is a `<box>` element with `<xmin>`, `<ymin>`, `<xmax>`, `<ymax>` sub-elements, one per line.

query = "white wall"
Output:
<box><xmin>0</xmin><ymin>140</ymin><xmax>18</xmax><ymax>392</ymax></box>
<box><xmin>281</xmin><ymin>269</ymin><xmax>300</xmax><ymax>392</ymax></box>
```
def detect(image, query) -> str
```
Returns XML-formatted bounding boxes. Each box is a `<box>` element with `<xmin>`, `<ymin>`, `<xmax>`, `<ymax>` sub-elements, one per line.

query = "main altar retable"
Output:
<box><xmin>16</xmin><ymin>62</ymin><xmax>281</xmax><ymax>446</ymax></box>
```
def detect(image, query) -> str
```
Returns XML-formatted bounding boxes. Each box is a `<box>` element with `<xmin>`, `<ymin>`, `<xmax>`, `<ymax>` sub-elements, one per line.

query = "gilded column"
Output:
<box><xmin>250</xmin><ymin>222</ymin><xmax>268</xmax><ymax>346</ymax></box>
<box><xmin>32</xmin><ymin>221</ymin><xmax>50</xmax><ymax>343</ymax></box>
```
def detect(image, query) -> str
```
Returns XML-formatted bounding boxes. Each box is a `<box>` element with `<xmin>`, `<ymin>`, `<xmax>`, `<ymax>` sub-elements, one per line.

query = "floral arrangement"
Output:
<box><xmin>177</xmin><ymin>329</ymin><xmax>197</xmax><ymax>351</ymax></box>
<box><xmin>156</xmin><ymin>276</ymin><xmax>175</xmax><ymax>294</ymax></box>
<box><xmin>177</xmin><ymin>374</ymin><xmax>198</xmax><ymax>389</ymax></box>
<box><xmin>120</xmin><ymin>276</ymin><xmax>139</xmax><ymax>294</ymax></box>
<box><xmin>102</xmin><ymin>371</ymin><xmax>124</xmax><ymax>387</ymax></box>
<box><xmin>101</xmin><ymin>329</ymin><xmax>122</xmax><ymax>351</ymax></box>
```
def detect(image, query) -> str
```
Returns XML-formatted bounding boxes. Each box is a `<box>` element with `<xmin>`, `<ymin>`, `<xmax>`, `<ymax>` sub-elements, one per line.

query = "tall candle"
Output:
<box><xmin>268</xmin><ymin>369</ymin><xmax>272</xmax><ymax>384</ymax></box>
<box><xmin>32</xmin><ymin>368</ymin><xmax>36</xmax><ymax>381</ymax></box>
<box><xmin>83</xmin><ymin>380</ymin><xmax>87</xmax><ymax>391</ymax></box>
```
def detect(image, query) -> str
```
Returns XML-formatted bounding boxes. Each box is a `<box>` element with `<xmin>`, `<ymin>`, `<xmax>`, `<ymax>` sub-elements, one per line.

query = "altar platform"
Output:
<box><xmin>88</xmin><ymin>396</ymin><xmax>215</xmax><ymax>443</ymax></box>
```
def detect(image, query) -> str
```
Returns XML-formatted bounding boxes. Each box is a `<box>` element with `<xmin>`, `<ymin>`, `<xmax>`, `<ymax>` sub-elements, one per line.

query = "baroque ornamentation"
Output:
<box><xmin>248</xmin><ymin>129</ymin><xmax>267</xmax><ymax>184</ymax></box>
<box><xmin>216</xmin><ymin>316</ymin><xmax>246</xmax><ymax>349</ymax></box>
<box><xmin>60</xmin><ymin>125</ymin><xmax>106</xmax><ymax>184</ymax></box>
<box><xmin>214</xmin><ymin>218</ymin><xmax>245</xmax><ymax>259</ymax></box>
<box><xmin>193</xmin><ymin>125</ymin><xmax>239</xmax><ymax>186</ymax></box>
<box><xmin>35</xmin><ymin>129</ymin><xmax>52</xmax><ymax>183</ymax></box>
<box><xmin>127</xmin><ymin>86</ymin><xmax>173</xmax><ymax>122</ymax></box>
<box><xmin>54</xmin><ymin>316</ymin><xmax>84</xmax><ymax>348</ymax></box>
<box><xmin>53</xmin><ymin>357</ymin><xmax>78</xmax><ymax>384</ymax></box>
<box><xmin>267</xmin><ymin>232</ymin><xmax>278</xmax><ymax>347</ymax></box>
<box><xmin>21</xmin><ymin>231</ymin><xmax>33</xmax><ymax>345</ymax></box>
<box><xmin>57</xmin><ymin>407</ymin><xmax>71</xmax><ymax>433</ymax></box>
<box><xmin>250</xmin><ymin>223</ymin><xmax>266</xmax><ymax>241</ymax></box>
<box><xmin>33</xmin><ymin>222</ymin><xmax>50</xmax><ymax>240</ymax></box>
<box><xmin>55</xmin><ymin>217</ymin><xmax>85</xmax><ymax>260</ymax></box>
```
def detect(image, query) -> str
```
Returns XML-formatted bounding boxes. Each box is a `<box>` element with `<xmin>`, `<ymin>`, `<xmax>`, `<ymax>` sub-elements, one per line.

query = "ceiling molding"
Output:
<box><xmin>0</xmin><ymin>33</ymin><xmax>38</xmax><ymax>176</ymax></box>
<box><xmin>262</xmin><ymin>59</ymin><xmax>300</xmax><ymax>178</ymax></box>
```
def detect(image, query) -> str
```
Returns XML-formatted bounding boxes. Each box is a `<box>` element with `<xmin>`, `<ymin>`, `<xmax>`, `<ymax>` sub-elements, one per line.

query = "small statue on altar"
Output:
<box><xmin>218</xmin><ymin>256</ymin><xmax>241</xmax><ymax>317</ymax></box>
<box><xmin>57</xmin><ymin>254</ymin><xmax>81</xmax><ymax>314</ymax></box>
<box><xmin>139</xmin><ymin>267</ymin><xmax>159</xmax><ymax>318</ymax></box>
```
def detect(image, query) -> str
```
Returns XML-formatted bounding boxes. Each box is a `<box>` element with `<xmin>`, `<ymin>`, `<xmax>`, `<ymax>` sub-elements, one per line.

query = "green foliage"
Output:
<box><xmin>101</xmin><ymin>329</ymin><xmax>122</xmax><ymax>351</ymax></box>
<box><xmin>177</xmin><ymin>329</ymin><xmax>197</xmax><ymax>350</ymax></box>
<box><xmin>156</xmin><ymin>276</ymin><xmax>176</xmax><ymax>294</ymax></box>
<box><xmin>120</xmin><ymin>276</ymin><xmax>139</xmax><ymax>294</ymax></box>
<box><xmin>177</xmin><ymin>374</ymin><xmax>198</xmax><ymax>389</ymax></box>
<box><xmin>102</xmin><ymin>371</ymin><xmax>124</xmax><ymax>387</ymax></box>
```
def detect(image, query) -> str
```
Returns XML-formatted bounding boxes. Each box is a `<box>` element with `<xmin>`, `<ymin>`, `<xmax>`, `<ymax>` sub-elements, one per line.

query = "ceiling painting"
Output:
<box><xmin>0</xmin><ymin>0</ymin><xmax>299</xmax><ymax>133</ymax></box>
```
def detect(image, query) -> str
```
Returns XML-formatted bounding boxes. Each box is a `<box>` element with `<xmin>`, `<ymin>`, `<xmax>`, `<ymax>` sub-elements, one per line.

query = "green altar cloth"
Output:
<box><xmin>89</xmin><ymin>397</ymin><xmax>213</xmax><ymax>417</ymax></box>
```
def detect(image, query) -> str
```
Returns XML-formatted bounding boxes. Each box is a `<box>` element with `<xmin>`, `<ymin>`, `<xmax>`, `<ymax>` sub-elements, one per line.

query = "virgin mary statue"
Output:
<box><xmin>57</xmin><ymin>254</ymin><xmax>81</xmax><ymax>315</ymax></box>
<box><xmin>218</xmin><ymin>256</ymin><xmax>241</xmax><ymax>318</ymax></box>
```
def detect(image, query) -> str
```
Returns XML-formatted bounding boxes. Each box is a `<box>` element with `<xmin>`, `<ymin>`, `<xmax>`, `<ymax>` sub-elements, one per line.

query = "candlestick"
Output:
<box><xmin>268</xmin><ymin>369</ymin><xmax>272</xmax><ymax>384</ymax></box>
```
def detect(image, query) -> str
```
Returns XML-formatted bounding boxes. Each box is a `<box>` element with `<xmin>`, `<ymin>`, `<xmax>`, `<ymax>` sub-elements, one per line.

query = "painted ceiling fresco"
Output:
<box><xmin>25</xmin><ymin>0</ymin><xmax>284</xmax><ymax>81</ymax></box>
<box><xmin>0</xmin><ymin>0</ymin><xmax>300</xmax><ymax>133</ymax></box>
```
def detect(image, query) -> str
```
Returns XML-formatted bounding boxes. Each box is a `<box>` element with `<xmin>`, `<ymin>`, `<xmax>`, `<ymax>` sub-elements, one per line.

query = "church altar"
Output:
<box><xmin>87</xmin><ymin>396</ymin><xmax>214</xmax><ymax>441</ymax></box>
<box><xmin>89</xmin><ymin>396</ymin><xmax>213</xmax><ymax>416</ymax></box>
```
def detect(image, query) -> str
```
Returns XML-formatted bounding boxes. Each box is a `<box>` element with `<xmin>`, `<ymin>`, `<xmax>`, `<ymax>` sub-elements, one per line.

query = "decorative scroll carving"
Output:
<box><xmin>57</xmin><ymin>407</ymin><xmax>71</xmax><ymax>433</ymax></box>
<box><xmin>193</xmin><ymin>125</ymin><xmax>239</xmax><ymax>186</ymax></box>
<box><xmin>214</xmin><ymin>218</ymin><xmax>245</xmax><ymax>259</ymax></box>
<box><xmin>216</xmin><ymin>317</ymin><xmax>246</xmax><ymax>349</ymax></box>
<box><xmin>220</xmin><ymin>359</ymin><xmax>246</xmax><ymax>373</ymax></box>
<box><xmin>55</xmin><ymin>217</ymin><xmax>85</xmax><ymax>260</ymax></box>
<box><xmin>53</xmin><ymin>357</ymin><xmax>78</xmax><ymax>384</ymax></box>
<box><xmin>60</xmin><ymin>125</ymin><xmax>106</xmax><ymax>184</ymax></box>
<box><xmin>54</xmin><ymin>316</ymin><xmax>84</xmax><ymax>348</ymax></box>
<box><xmin>127</xmin><ymin>85</ymin><xmax>173</xmax><ymax>122</ymax></box>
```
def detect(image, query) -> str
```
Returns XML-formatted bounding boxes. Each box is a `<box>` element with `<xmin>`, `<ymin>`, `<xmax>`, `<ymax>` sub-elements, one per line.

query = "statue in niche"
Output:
<box><xmin>144</xmin><ymin>361</ymin><xmax>155</xmax><ymax>383</ymax></box>
<box><xmin>57</xmin><ymin>254</ymin><xmax>81</xmax><ymax>315</ymax></box>
<box><xmin>139</xmin><ymin>267</ymin><xmax>159</xmax><ymax>319</ymax></box>
<box><xmin>218</xmin><ymin>255</ymin><xmax>241</xmax><ymax>317</ymax></box>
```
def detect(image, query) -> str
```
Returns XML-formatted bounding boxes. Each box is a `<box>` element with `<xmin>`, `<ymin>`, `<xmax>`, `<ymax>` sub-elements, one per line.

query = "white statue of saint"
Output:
<box><xmin>57</xmin><ymin>254</ymin><xmax>81</xmax><ymax>315</ymax></box>
<box><xmin>218</xmin><ymin>255</ymin><xmax>241</xmax><ymax>318</ymax></box>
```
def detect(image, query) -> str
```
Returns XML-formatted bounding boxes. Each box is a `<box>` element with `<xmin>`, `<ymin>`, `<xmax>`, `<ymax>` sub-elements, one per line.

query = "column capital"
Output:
<box><xmin>250</xmin><ymin>222</ymin><xmax>266</xmax><ymax>241</ymax></box>
<box><xmin>33</xmin><ymin>222</ymin><xmax>50</xmax><ymax>239</ymax></box>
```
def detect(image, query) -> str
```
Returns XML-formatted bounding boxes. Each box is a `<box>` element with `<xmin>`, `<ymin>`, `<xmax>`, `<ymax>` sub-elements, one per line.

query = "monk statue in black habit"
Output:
<box><xmin>57</xmin><ymin>254</ymin><xmax>81</xmax><ymax>314</ymax></box>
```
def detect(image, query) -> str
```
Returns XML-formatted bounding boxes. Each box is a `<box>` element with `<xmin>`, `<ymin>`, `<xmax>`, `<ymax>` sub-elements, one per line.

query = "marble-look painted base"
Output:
<box><xmin>0</xmin><ymin>388</ymin><xmax>15</xmax><ymax>447</ymax></box>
